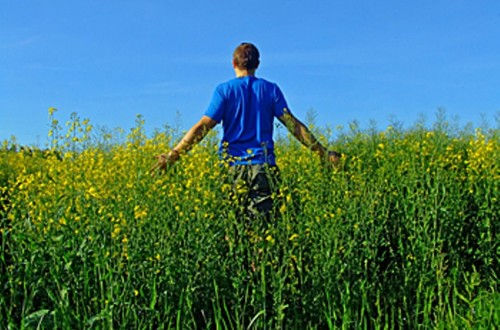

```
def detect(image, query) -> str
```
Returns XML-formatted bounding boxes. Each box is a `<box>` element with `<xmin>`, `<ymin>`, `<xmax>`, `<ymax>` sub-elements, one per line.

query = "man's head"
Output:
<box><xmin>233</xmin><ymin>43</ymin><xmax>260</xmax><ymax>71</ymax></box>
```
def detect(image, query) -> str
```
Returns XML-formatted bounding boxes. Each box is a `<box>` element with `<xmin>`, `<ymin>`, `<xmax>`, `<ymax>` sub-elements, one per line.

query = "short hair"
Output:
<box><xmin>233</xmin><ymin>43</ymin><xmax>260</xmax><ymax>70</ymax></box>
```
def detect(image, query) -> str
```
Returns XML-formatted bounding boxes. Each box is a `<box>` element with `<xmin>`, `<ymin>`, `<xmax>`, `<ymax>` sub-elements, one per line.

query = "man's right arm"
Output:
<box><xmin>278</xmin><ymin>112</ymin><xmax>341</xmax><ymax>164</ymax></box>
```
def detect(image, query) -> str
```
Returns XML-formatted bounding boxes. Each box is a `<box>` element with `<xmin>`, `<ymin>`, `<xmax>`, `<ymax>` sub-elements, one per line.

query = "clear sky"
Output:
<box><xmin>1</xmin><ymin>1</ymin><xmax>499</xmax><ymax>146</ymax></box>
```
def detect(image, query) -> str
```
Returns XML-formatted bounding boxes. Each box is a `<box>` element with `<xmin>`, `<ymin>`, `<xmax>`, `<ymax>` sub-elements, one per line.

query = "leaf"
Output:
<box><xmin>24</xmin><ymin>309</ymin><xmax>50</xmax><ymax>321</ymax></box>
<box><xmin>86</xmin><ymin>311</ymin><xmax>107</xmax><ymax>327</ymax></box>
<box><xmin>456</xmin><ymin>292</ymin><xmax>471</xmax><ymax>305</ymax></box>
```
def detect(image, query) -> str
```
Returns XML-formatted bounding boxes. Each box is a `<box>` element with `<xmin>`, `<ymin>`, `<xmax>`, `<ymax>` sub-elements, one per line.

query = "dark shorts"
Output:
<box><xmin>226</xmin><ymin>164</ymin><xmax>281</xmax><ymax>218</ymax></box>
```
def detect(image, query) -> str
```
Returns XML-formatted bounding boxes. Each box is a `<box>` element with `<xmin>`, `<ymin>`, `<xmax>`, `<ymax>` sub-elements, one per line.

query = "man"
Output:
<box><xmin>151</xmin><ymin>42</ymin><xmax>340</xmax><ymax>216</ymax></box>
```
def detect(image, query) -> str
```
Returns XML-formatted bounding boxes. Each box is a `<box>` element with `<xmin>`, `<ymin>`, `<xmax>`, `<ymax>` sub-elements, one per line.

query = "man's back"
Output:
<box><xmin>205</xmin><ymin>76</ymin><xmax>288</xmax><ymax>165</ymax></box>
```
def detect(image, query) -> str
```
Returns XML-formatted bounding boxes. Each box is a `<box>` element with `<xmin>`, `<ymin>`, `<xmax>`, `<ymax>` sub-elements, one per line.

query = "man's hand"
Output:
<box><xmin>149</xmin><ymin>150</ymin><xmax>180</xmax><ymax>175</ymax></box>
<box><xmin>326</xmin><ymin>150</ymin><xmax>342</xmax><ymax>166</ymax></box>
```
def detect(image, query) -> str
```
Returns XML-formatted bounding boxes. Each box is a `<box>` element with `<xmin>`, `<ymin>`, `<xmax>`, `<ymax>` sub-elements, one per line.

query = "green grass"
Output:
<box><xmin>0</xmin><ymin>113</ymin><xmax>499</xmax><ymax>329</ymax></box>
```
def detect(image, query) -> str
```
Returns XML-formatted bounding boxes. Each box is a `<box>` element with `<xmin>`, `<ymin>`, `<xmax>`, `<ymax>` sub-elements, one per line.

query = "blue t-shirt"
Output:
<box><xmin>204</xmin><ymin>76</ymin><xmax>289</xmax><ymax>165</ymax></box>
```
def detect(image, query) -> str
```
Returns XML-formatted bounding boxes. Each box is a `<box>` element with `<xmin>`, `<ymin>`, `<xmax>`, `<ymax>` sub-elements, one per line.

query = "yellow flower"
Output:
<box><xmin>87</xmin><ymin>186</ymin><xmax>99</xmax><ymax>199</ymax></box>
<box><xmin>111</xmin><ymin>225</ymin><xmax>121</xmax><ymax>239</ymax></box>
<box><xmin>48</xmin><ymin>107</ymin><xmax>57</xmax><ymax>116</ymax></box>
<box><xmin>134</xmin><ymin>205</ymin><xmax>148</xmax><ymax>220</ymax></box>
<box><xmin>265</xmin><ymin>235</ymin><xmax>275</xmax><ymax>244</ymax></box>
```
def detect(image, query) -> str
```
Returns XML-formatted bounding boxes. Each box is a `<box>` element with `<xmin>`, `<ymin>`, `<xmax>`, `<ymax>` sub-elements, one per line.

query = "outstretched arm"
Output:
<box><xmin>151</xmin><ymin>115</ymin><xmax>217</xmax><ymax>172</ymax></box>
<box><xmin>278</xmin><ymin>112</ymin><xmax>341</xmax><ymax>164</ymax></box>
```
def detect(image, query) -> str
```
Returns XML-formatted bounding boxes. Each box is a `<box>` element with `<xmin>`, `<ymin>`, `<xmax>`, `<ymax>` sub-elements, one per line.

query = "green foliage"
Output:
<box><xmin>0</xmin><ymin>110</ymin><xmax>499</xmax><ymax>329</ymax></box>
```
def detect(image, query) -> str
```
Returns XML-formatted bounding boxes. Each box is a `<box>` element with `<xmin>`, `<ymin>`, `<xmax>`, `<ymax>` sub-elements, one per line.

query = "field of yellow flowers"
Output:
<box><xmin>1</xmin><ymin>109</ymin><xmax>499</xmax><ymax>329</ymax></box>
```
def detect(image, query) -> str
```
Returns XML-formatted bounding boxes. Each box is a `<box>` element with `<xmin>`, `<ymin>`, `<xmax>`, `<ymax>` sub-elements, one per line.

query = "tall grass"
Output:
<box><xmin>0</xmin><ymin>110</ymin><xmax>498</xmax><ymax>329</ymax></box>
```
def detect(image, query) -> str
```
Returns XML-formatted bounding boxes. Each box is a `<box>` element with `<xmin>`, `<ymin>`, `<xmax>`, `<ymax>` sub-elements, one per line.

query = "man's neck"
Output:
<box><xmin>234</xmin><ymin>68</ymin><xmax>256</xmax><ymax>78</ymax></box>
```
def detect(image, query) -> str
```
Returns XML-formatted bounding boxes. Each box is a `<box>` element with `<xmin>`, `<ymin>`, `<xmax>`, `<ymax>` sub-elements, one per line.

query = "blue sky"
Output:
<box><xmin>1</xmin><ymin>1</ymin><xmax>499</xmax><ymax>146</ymax></box>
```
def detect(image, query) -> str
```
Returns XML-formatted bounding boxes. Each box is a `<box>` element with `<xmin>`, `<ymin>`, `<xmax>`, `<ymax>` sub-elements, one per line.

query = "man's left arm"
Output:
<box><xmin>151</xmin><ymin>116</ymin><xmax>217</xmax><ymax>172</ymax></box>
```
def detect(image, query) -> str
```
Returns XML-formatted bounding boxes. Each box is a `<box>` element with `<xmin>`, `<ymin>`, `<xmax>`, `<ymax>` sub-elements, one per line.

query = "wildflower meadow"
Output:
<box><xmin>0</xmin><ymin>108</ymin><xmax>498</xmax><ymax>329</ymax></box>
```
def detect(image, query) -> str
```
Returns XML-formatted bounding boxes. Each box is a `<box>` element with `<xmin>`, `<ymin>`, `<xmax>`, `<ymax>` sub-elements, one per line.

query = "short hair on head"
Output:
<box><xmin>233</xmin><ymin>42</ymin><xmax>260</xmax><ymax>70</ymax></box>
